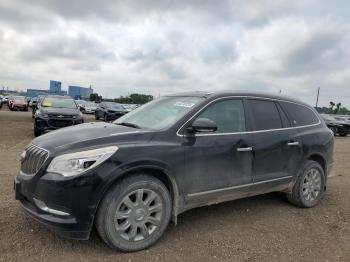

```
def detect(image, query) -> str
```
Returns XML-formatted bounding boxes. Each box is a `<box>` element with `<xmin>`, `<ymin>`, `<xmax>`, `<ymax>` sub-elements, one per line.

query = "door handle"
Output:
<box><xmin>287</xmin><ymin>141</ymin><xmax>299</xmax><ymax>146</ymax></box>
<box><xmin>237</xmin><ymin>147</ymin><xmax>253</xmax><ymax>152</ymax></box>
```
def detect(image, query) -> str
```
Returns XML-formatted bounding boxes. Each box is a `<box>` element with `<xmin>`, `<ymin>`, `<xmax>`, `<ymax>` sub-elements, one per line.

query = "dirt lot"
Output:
<box><xmin>0</xmin><ymin>108</ymin><xmax>349</xmax><ymax>262</ymax></box>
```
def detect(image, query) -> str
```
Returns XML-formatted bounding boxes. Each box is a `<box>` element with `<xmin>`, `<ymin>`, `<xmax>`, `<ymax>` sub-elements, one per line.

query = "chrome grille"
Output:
<box><xmin>21</xmin><ymin>145</ymin><xmax>49</xmax><ymax>175</ymax></box>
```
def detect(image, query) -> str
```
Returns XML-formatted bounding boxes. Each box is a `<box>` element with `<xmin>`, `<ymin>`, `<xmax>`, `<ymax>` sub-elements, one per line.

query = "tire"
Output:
<box><xmin>287</xmin><ymin>160</ymin><xmax>325</xmax><ymax>208</ymax></box>
<box><xmin>95</xmin><ymin>113</ymin><xmax>99</xmax><ymax>120</ymax></box>
<box><xmin>339</xmin><ymin>131</ymin><xmax>348</xmax><ymax>137</ymax></box>
<box><xmin>33</xmin><ymin>121</ymin><xmax>42</xmax><ymax>137</ymax></box>
<box><xmin>96</xmin><ymin>174</ymin><xmax>172</xmax><ymax>252</ymax></box>
<box><xmin>104</xmin><ymin>114</ymin><xmax>108</xmax><ymax>122</ymax></box>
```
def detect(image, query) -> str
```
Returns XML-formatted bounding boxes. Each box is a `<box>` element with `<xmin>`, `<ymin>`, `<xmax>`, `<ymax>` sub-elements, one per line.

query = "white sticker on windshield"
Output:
<box><xmin>174</xmin><ymin>102</ymin><xmax>195</xmax><ymax>108</ymax></box>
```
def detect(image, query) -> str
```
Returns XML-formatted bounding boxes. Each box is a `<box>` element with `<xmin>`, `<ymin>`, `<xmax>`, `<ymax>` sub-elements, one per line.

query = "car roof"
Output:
<box><xmin>166</xmin><ymin>90</ymin><xmax>310</xmax><ymax>107</ymax></box>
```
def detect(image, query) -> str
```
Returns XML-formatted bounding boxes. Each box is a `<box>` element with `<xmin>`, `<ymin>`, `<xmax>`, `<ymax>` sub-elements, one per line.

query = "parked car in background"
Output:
<box><xmin>95</xmin><ymin>102</ymin><xmax>128</xmax><ymax>121</ymax></box>
<box><xmin>320</xmin><ymin>114</ymin><xmax>349</xmax><ymax>136</ymax></box>
<box><xmin>29</xmin><ymin>97</ymin><xmax>38</xmax><ymax>108</ymax></box>
<box><xmin>31</xmin><ymin>95</ymin><xmax>47</xmax><ymax>118</ymax></box>
<box><xmin>334</xmin><ymin>115</ymin><xmax>350</xmax><ymax>124</ymax></box>
<box><xmin>75</xmin><ymin>100</ymin><xmax>87</xmax><ymax>112</ymax></box>
<box><xmin>120</xmin><ymin>104</ymin><xmax>134</xmax><ymax>112</ymax></box>
<box><xmin>15</xmin><ymin>91</ymin><xmax>334</xmax><ymax>252</ymax></box>
<box><xmin>34</xmin><ymin>95</ymin><xmax>84</xmax><ymax>136</ymax></box>
<box><xmin>8</xmin><ymin>96</ymin><xmax>28</xmax><ymax>111</ymax></box>
<box><xmin>83</xmin><ymin>102</ymin><xmax>97</xmax><ymax>114</ymax></box>
<box><xmin>1</xmin><ymin>96</ymin><xmax>9</xmax><ymax>106</ymax></box>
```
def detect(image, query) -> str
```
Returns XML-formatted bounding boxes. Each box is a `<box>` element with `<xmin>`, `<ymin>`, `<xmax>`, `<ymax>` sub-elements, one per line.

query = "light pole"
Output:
<box><xmin>315</xmin><ymin>87</ymin><xmax>320</xmax><ymax>109</ymax></box>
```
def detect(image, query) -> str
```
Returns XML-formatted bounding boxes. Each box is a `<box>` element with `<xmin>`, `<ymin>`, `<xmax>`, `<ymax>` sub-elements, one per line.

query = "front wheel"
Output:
<box><xmin>95</xmin><ymin>113</ymin><xmax>99</xmax><ymax>120</ymax></box>
<box><xmin>33</xmin><ymin>121</ymin><xmax>42</xmax><ymax>137</ymax></box>
<box><xmin>339</xmin><ymin>131</ymin><xmax>348</xmax><ymax>137</ymax></box>
<box><xmin>287</xmin><ymin>160</ymin><xmax>325</xmax><ymax>208</ymax></box>
<box><xmin>96</xmin><ymin>175</ymin><xmax>172</xmax><ymax>252</ymax></box>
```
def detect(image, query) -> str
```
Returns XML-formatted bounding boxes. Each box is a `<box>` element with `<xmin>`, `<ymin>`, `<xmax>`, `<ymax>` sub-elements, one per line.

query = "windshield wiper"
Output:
<box><xmin>116</xmin><ymin>122</ymin><xmax>141</xmax><ymax>129</ymax></box>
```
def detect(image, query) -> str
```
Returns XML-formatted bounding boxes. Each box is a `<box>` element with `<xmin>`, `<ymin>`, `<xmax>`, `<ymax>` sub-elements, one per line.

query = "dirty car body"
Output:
<box><xmin>15</xmin><ymin>91</ymin><xmax>334</xmax><ymax>246</ymax></box>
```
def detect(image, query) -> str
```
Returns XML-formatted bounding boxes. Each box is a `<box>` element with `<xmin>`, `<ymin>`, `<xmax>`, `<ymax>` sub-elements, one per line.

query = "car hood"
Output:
<box><xmin>13</xmin><ymin>100</ymin><xmax>26</xmax><ymax>105</ymax></box>
<box><xmin>32</xmin><ymin>122</ymin><xmax>152</xmax><ymax>154</ymax></box>
<box><xmin>325</xmin><ymin>120</ymin><xmax>348</xmax><ymax>125</ymax></box>
<box><xmin>39</xmin><ymin>107</ymin><xmax>80</xmax><ymax>115</ymax></box>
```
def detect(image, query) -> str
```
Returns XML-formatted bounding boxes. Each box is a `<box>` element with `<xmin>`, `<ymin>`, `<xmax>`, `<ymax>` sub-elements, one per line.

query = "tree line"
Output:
<box><xmin>316</xmin><ymin>101</ymin><xmax>350</xmax><ymax>115</ymax></box>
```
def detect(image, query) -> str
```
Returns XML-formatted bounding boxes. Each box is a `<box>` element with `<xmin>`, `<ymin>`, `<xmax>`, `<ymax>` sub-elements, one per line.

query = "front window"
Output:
<box><xmin>114</xmin><ymin>96</ymin><xmax>204</xmax><ymax>130</ymax></box>
<box><xmin>41</xmin><ymin>97</ymin><xmax>77</xmax><ymax>109</ymax></box>
<box><xmin>14</xmin><ymin>96</ymin><xmax>26</xmax><ymax>102</ymax></box>
<box><xmin>195</xmin><ymin>99</ymin><xmax>246</xmax><ymax>133</ymax></box>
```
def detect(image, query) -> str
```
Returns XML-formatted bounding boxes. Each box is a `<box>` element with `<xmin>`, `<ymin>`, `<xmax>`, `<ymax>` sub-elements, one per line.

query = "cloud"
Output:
<box><xmin>20</xmin><ymin>33</ymin><xmax>116</xmax><ymax>62</ymax></box>
<box><xmin>0</xmin><ymin>1</ymin><xmax>349</xmax><ymax>107</ymax></box>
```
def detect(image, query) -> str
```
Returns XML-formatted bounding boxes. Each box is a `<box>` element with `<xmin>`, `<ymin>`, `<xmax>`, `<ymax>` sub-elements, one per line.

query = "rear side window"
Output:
<box><xmin>248</xmin><ymin>99</ymin><xmax>282</xmax><ymax>131</ymax></box>
<box><xmin>280</xmin><ymin>101</ymin><xmax>319</xmax><ymax>126</ymax></box>
<box><xmin>196</xmin><ymin>99</ymin><xmax>246</xmax><ymax>133</ymax></box>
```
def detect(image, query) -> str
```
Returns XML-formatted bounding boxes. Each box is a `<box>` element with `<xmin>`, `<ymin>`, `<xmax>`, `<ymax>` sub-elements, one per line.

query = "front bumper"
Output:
<box><xmin>35</xmin><ymin>117</ymin><xmax>84</xmax><ymax>132</ymax></box>
<box><xmin>84</xmin><ymin>109</ymin><xmax>95</xmax><ymax>114</ymax></box>
<box><xmin>12</xmin><ymin>104</ymin><xmax>27</xmax><ymax>110</ymax></box>
<box><xmin>14</xmin><ymin>169</ymin><xmax>104</xmax><ymax>240</ymax></box>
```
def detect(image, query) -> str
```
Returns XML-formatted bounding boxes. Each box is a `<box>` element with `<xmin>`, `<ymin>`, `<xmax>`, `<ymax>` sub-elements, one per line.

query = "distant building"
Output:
<box><xmin>26</xmin><ymin>89</ymin><xmax>50</xmax><ymax>98</ymax></box>
<box><xmin>68</xmin><ymin>86</ymin><xmax>93</xmax><ymax>100</ymax></box>
<box><xmin>49</xmin><ymin>80</ymin><xmax>62</xmax><ymax>94</ymax></box>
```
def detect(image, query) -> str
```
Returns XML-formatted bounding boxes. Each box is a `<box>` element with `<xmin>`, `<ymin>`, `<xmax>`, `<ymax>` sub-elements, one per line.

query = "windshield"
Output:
<box><xmin>41</xmin><ymin>97</ymin><xmax>77</xmax><ymax>109</ymax></box>
<box><xmin>106</xmin><ymin>103</ymin><xmax>124</xmax><ymax>110</ymax></box>
<box><xmin>114</xmin><ymin>96</ymin><xmax>205</xmax><ymax>130</ymax></box>
<box><xmin>14</xmin><ymin>96</ymin><xmax>26</xmax><ymax>101</ymax></box>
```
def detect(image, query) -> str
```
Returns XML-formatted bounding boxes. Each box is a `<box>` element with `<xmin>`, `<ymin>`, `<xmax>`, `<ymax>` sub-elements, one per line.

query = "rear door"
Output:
<box><xmin>183</xmin><ymin>98</ymin><xmax>254</xmax><ymax>201</ymax></box>
<box><xmin>247</xmin><ymin>99</ymin><xmax>302</xmax><ymax>183</ymax></box>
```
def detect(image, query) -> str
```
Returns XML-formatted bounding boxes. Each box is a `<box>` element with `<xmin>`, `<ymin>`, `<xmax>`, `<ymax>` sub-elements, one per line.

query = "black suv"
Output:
<box><xmin>33</xmin><ymin>95</ymin><xmax>84</xmax><ymax>136</ymax></box>
<box><xmin>15</xmin><ymin>91</ymin><xmax>334</xmax><ymax>252</ymax></box>
<box><xmin>320</xmin><ymin>114</ymin><xmax>349</xmax><ymax>136</ymax></box>
<box><xmin>95</xmin><ymin>102</ymin><xmax>128</xmax><ymax>121</ymax></box>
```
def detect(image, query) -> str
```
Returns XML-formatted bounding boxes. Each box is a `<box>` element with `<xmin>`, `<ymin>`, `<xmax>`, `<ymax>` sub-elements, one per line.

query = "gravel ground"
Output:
<box><xmin>0</xmin><ymin>108</ymin><xmax>349</xmax><ymax>262</ymax></box>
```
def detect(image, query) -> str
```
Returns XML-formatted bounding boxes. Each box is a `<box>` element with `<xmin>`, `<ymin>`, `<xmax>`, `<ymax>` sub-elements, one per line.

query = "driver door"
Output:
<box><xmin>183</xmin><ymin>98</ymin><xmax>254</xmax><ymax>203</ymax></box>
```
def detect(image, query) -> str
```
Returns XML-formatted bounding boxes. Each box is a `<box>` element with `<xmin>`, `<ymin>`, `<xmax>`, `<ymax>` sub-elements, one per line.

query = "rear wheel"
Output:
<box><xmin>96</xmin><ymin>174</ymin><xmax>171</xmax><ymax>252</ymax></box>
<box><xmin>287</xmin><ymin>160</ymin><xmax>325</xmax><ymax>208</ymax></box>
<box><xmin>95</xmin><ymin>113</ymin><xmax>99</xmax><ymax>120</ymax></box>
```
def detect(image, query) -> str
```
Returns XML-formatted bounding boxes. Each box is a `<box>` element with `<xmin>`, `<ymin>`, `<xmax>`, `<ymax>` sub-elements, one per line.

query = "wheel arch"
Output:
<box><xmin>307</xmin><ymin>153</ymin><xmax>326</xmax><ymax>174</ymax></box>
<box><xmin>96</xmin><ymin>164</ymin><xmax>181</xmax><ymax>225</ymax></box>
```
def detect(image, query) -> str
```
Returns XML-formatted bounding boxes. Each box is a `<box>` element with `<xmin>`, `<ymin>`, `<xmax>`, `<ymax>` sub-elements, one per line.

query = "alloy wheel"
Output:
<box><xmin>302</xmin><ymin>168</ymin><xmax>322</xmax><ymax>202</ymax></box>
<box><xmin>114</xmin><ymin>189</ymin><xmax>163</xmax><ymax>242</ymax></box>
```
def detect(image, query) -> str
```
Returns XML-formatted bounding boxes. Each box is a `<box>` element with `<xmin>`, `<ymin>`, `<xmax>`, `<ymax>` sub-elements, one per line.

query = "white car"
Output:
<box><xmin>83</xmin><ymin>102</ymin><xmax>97</xmax><ymax>114</ymax></box>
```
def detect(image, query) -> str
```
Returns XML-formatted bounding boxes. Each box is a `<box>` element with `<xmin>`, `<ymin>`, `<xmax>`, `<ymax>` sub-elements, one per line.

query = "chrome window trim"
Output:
<box><xmin>176</xmin><ymin>95</ymin><xmax>321</xmax><ymax>137</ymax></box>
<box><xmin>187</xmin><ymin>176</ymin><xmax>293</xmax><ymax>198</ymax></box>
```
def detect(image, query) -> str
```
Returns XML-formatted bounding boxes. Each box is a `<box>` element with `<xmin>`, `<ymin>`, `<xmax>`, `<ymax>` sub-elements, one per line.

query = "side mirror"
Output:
<box><xmin>188</xmin><ymin>118</ymin><xmax>218</xmax><ymax>133</ymax></box>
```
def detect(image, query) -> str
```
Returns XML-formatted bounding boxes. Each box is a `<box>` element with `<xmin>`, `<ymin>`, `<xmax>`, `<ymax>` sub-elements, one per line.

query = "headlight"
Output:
<box><xmin>47</xmin><ymin>146</ymin><xmax>118</xmax><ymax>177</ymax></box>
<box><xmin>36</xmin><ymin>110</ymin><xmax>48</xmax><ymax>118</ymax></box>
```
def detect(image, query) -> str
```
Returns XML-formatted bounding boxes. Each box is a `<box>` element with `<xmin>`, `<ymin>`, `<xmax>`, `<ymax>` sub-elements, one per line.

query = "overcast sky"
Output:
<box><xmin>0</xmin><ymin>0</ymin><xmax>349</xmax><ymax>107</ymax></box>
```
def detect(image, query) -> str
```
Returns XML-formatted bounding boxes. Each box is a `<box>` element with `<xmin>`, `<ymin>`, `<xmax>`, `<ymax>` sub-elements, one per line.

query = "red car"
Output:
<box><xmin>9</xmin><ymin>96</ymin><xmax>28</xmax><ymax>111</ymax></box>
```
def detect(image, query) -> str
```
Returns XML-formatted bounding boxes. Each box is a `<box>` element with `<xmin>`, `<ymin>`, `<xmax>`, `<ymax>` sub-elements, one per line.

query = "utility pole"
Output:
<box><xmin>315</xmin><ymin>87</ymin><xmax>320</xmax><ymax>110</ymax></box>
